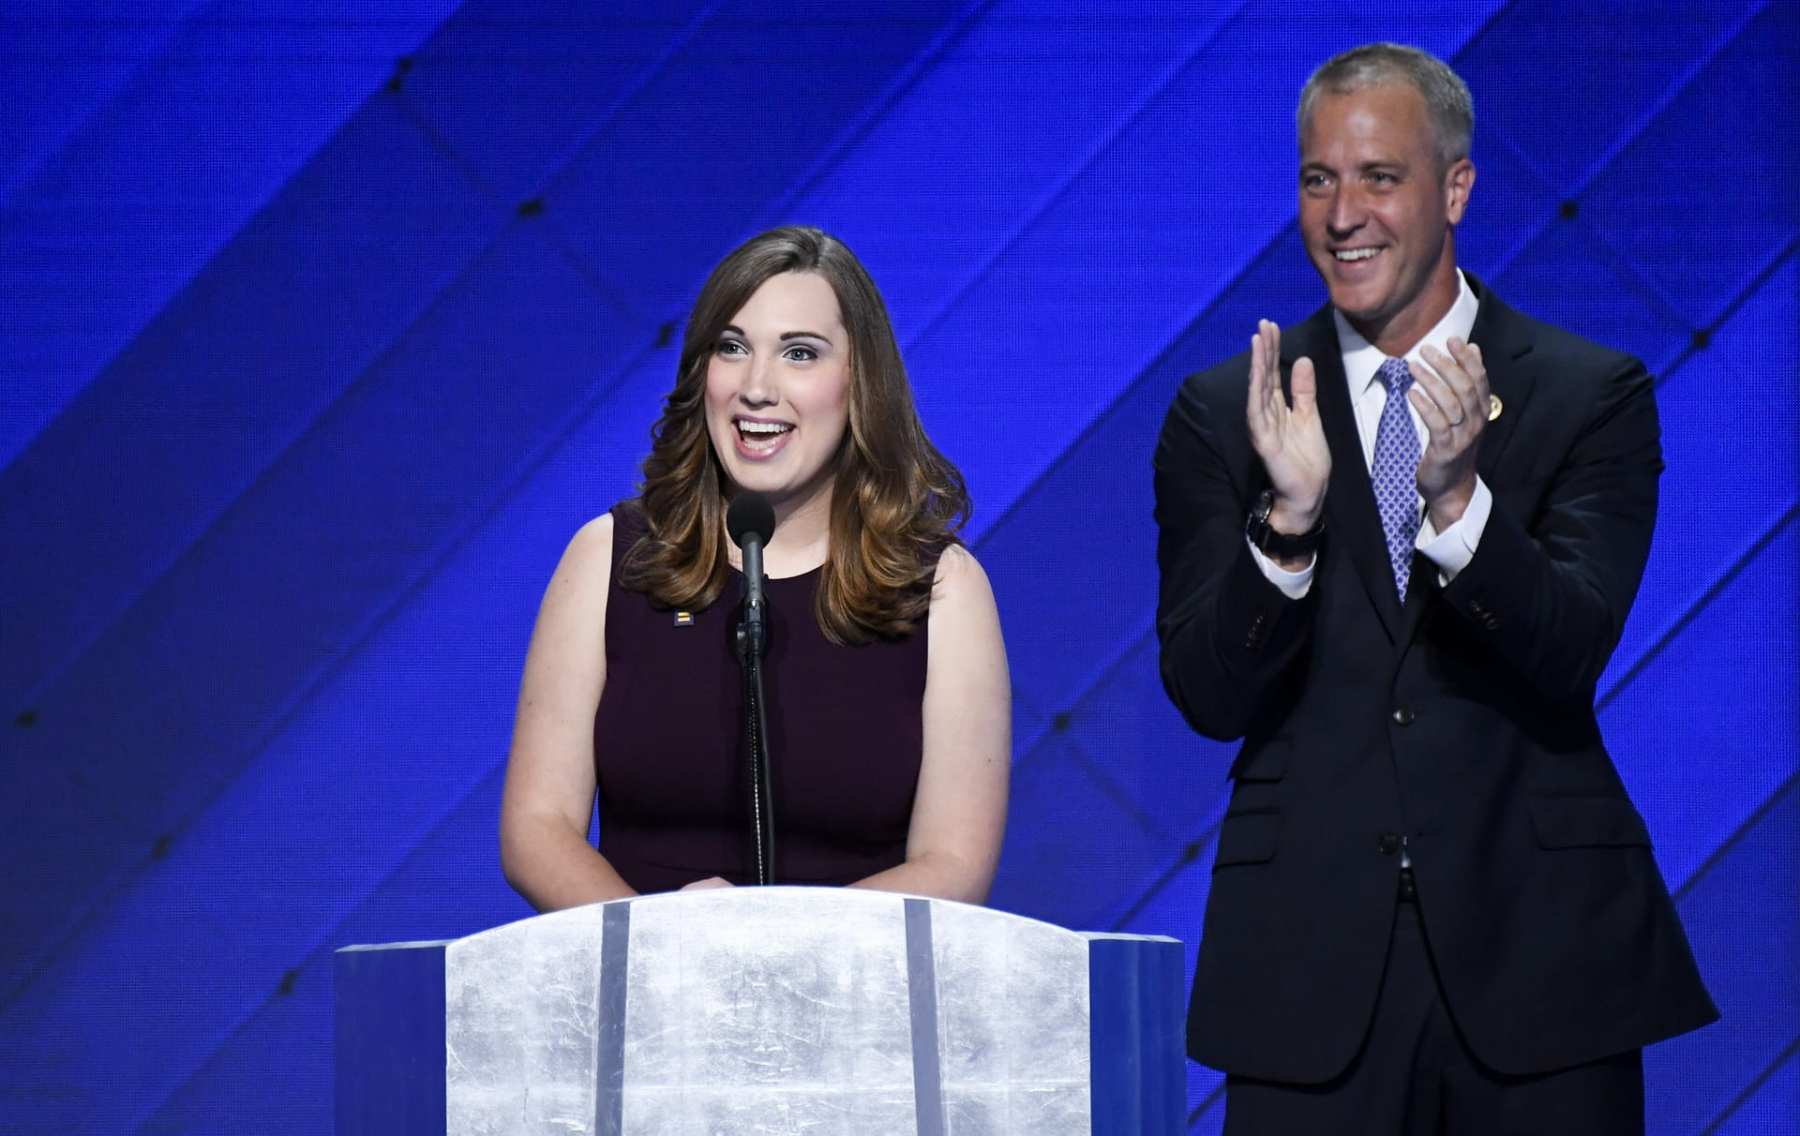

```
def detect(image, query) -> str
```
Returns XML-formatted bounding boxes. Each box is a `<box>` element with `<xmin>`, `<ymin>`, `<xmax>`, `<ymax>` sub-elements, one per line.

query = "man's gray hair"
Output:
<box><xmin>1297</xmin><ymin>43</ymin><xmax>1474</xmax><ymax>170</ymax></box>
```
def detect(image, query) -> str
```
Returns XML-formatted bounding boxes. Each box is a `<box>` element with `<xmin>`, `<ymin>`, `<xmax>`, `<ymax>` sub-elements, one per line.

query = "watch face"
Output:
<box><xmin>1246</xmin><ymin>501</ymin><xmax>1271</xmax><ymax>549</ymax></box>
<box><xmin>1249</xmin><ymin>494</ymin><xmax>1322</xmax><ymax>558</ymax></box>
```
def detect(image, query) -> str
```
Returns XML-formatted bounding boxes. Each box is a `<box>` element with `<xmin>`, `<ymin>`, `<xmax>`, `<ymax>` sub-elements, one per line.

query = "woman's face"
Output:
<box><xmin>704</xmin><ymin>271</ymin><xmax>852</xmax><ymax>510</ymax></box>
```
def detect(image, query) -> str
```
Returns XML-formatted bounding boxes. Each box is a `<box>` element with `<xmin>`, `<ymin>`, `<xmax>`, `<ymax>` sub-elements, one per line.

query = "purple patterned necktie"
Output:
<box><xmin>1372</xmin><ymin>356</ymin><xmax>1422</xmax><ymax>601</ymax></box>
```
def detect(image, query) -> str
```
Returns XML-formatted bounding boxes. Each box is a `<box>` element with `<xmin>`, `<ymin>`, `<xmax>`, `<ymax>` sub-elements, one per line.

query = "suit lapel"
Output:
<box><xmin>1284</xmin><ymin>308</ymin><xmax>1406</xmax><ymax>643</ymax></box>
<box><xmin>1395</xmin><ymin>274</ymin><xmax>1538</xmax><ymax>649</ymax></box>
<box><xmin>1464</xmin><ymin>274</ymin><xmax>1536</xmax><ymax>486</ymax></box>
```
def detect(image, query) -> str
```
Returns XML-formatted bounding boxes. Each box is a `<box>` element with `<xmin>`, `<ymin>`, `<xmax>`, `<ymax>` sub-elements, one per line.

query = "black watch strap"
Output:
<box><xmin>1246</xmin><ymin>489</ymin><xmax>1325</xmax><ymax>558</ymax></box>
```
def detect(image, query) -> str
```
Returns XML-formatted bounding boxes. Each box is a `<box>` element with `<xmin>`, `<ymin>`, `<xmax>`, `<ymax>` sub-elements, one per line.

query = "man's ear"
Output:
<box><xmin>1444</xmin><ymin>157</ymin><xmax>1476</xmax><ymax>226</ymax></box>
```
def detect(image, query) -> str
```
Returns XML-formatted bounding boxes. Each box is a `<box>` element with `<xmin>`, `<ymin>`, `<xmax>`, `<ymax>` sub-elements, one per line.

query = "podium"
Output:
<box><xmin>336</xmin><ymin>888</ymin><xmax>1184</xmax><ymax>1134</ymax></box>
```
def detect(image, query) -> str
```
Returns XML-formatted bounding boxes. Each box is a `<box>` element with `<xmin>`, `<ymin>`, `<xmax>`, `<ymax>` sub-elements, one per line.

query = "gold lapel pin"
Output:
<box><xmin>1487</xmin><ymin>393</ymin><xmax>1503</xmax><ymax>422</ymax></box>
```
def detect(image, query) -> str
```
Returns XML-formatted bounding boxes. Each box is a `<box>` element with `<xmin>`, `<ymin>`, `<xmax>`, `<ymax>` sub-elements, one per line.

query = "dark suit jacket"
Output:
<box><xmin>1153</xmin><ymin>275</ymin><xmax>1717</xmax><ymax>1083</ymax></box>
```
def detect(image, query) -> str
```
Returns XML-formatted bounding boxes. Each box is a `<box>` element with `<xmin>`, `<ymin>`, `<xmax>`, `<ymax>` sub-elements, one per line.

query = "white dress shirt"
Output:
<box><xmin>1252</xmin><ymin>270</ymin><xmax>1493</xmax><ymax>598</ymax></box>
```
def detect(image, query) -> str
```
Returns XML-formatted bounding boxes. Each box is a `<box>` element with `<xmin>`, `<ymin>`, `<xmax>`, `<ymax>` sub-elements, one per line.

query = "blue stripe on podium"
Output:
<box><xmin>596</xmin><ymin>902</ymin><xmax>632</xmax><ymax>1136</ymax></box>
<box><xmin>904</xmin><ymin>897</ymin><xmax>947</xmax><ymax>1135</ymax></box>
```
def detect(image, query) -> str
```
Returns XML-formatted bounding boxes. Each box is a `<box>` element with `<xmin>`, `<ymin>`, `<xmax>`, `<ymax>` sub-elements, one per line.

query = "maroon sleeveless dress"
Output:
<box><xmin>593</xmin><ymin>503</ymin><xmax>929</xmax><ymax>893</ymax></box>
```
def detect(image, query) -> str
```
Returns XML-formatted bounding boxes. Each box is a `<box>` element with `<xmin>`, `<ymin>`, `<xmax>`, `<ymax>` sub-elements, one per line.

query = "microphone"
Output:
<box><xmin>725</xmin><ymin>491</ymin><xmax>778</xmax><ymax>884</ymax></box>
<box><xmin>726</xmin><ymin>492</ymin><xmax>776</xmax><ymax>657</ymax></box>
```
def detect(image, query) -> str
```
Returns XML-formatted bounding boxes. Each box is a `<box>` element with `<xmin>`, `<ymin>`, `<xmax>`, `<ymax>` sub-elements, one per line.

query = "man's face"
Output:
<box><xmin>1298</xmin><ymin>83</ymin><xmax>1473</xmax><ymax>350</ymax></box>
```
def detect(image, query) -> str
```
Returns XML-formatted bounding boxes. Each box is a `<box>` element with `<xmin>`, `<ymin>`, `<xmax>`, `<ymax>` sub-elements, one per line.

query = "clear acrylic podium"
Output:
<box><xmin>336</xmin><ymin>887</ymin><xmax>1183</xmax><ymax>1134</ymax></box>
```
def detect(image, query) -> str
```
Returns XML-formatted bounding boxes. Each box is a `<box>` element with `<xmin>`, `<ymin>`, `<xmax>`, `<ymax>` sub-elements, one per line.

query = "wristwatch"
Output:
<box><xmin>1245</xmin><ymin>489</ymin><xmax>1325</xmax><ymax>558</ymax></box>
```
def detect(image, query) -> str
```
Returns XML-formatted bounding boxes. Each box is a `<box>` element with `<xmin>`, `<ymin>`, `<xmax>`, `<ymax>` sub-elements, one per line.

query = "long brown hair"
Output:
<box><xmin>618</xmin><ymin>225</ymin><xmax>969</xmax><ymax>644</ymax></box>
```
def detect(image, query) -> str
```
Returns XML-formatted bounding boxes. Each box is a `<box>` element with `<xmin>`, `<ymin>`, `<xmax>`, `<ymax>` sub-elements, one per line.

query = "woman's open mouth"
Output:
<box><xmin>733</xmin><ymin>417</ymin><xmax>794</xmax><ymax>458</ymax></box>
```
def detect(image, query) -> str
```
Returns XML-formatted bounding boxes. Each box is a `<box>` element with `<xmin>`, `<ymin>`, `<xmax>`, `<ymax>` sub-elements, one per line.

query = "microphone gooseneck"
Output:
<box><xmin>726</xmin><ymin>492</ymin><xmax>778</xmax><ymax>885</ymax></box>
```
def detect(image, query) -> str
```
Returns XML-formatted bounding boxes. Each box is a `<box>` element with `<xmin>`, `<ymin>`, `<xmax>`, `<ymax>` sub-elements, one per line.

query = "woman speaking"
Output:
<box><xmin>499</xmin><ymin>226</ymin><xmax>1009</xmax><ymax>908</ymax></box>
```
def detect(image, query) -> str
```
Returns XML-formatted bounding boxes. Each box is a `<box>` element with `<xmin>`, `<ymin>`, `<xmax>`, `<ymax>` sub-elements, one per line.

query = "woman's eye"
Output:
<box><xmin>715</xmin><ymin>339</ymin><xmax>747</xmax><ymax>357</ymax></box>
<box><xmin>784</xmin><ymin>345</ymin><xmax>818</xmax><ymax>362</ymax></box>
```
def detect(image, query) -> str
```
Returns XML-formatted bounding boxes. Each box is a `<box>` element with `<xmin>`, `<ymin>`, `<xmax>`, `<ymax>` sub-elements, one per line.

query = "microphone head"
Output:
<box><xmin>726</xmin><ymin>492</ymin><xmax>777</xmax><ymax>549</ymax></box>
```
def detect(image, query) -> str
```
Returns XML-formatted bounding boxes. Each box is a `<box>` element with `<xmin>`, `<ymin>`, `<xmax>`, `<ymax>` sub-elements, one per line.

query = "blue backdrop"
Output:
<box><xmin>1</xmin><ymin>3</ymin><xmax>1794</xmax><ymax>1132</ymax></box>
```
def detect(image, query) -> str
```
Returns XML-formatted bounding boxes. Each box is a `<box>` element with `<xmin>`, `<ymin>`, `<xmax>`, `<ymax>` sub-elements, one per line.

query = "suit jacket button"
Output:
<box><xmin>1377</xmin><ymin>832</ymin><xmax>1401</xmax><ymax>855</ymax></box>
<box><xmin>1391</xmin><ymin>706</ymin><xmax>1415</xmax><ymax>726</ymax></box>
